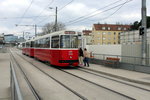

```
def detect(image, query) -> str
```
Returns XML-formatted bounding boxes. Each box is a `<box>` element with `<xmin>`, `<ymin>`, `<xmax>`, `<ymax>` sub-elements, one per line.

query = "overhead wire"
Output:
<box><xmin>17</xmin><ymin>0</ymin><xmax>34</xmax><ymax>25</ymax></box>
<box><xmin>65</xmin><ymin>0</ymin><xmax>124</xmax><ymax>24</ymax></box>
<box><xmin>84</xmin><ymin>0</ymin><xmax>129</xmax><ymax>23</ymax></box>
<box><xmin>65</xmin><ymin>0</ymin><xmax>133</xmax><ymax>26</ymax></box>
<box><xmin>30</xmin><ymin>0</ymin><xmax>54</xmax><ymax>24</ymax></box>
<box><xmin>33</xmin><ymin>0</ymin><xmax>74</xmax><ymax>28</ymax></box>
<box><xmin>0</xmin><ymin>15</ymin><xmax>54</xmax><ymax>20</ymax></box>
<box><xmin>58</xmin><ymin>0</ymin><xmax>74</xmax><ymax>11</ymax></box>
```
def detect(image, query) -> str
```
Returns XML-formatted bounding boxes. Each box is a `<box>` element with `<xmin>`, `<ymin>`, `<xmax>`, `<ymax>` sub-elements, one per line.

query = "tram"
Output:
<box><xmin>22</xmin><ymin>40</ymin><xmax>34</xmax><ymax>57</ymax></box>
<box><xmin>22</xmin><ymin>30</ymin><xmax>79</xmax><ymax>67</ymax></box>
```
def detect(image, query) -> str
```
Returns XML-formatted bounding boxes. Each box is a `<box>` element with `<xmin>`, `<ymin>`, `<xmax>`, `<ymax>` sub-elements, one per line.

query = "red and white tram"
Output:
<box><xmin>22</xmin><ymin>30</ymin><xmax>79</xmax><ymax>67</ymax></box>
<box><xmin>22</xmin><ymin>40</ymin><xmax>34</xmax><ymax>57</ymax></box>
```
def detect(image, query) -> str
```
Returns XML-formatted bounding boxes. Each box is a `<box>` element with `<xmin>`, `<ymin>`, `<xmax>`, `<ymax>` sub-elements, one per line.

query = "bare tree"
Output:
<box><xmin>42</xmin><ymin>22</ymin><xmax>66</xmax><ymax>34</ymax></box>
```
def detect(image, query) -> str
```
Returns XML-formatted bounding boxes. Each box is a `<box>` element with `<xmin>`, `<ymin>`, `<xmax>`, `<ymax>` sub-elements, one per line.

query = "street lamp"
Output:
<box><xmin>49</xmin><ymin>7</ymin><xmax>58</xmax><ymax>32</ymax></box>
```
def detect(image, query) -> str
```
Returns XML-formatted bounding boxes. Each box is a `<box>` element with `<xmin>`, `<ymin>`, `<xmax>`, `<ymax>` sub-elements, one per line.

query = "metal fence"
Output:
<box><xmin>10</xmin><ymin>62</ymin><xmax>23</xmax><ymax>100</ymax></box>
<box><xmin>92</xmin><ymin>53</ymin><xmax>150</xmax><ymax>66</ymax></box>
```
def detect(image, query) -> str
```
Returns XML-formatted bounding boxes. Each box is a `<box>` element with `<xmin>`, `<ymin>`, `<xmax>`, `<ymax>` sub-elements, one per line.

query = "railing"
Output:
<box><xmin>10</xmin><ymin>62</ymin><xmax>23</xmax><ymax>100</ymax></box>
<box><xmin>92</xmin><ymin>53</ymin><xmax>150</xmax><ymax>66</ymax></box>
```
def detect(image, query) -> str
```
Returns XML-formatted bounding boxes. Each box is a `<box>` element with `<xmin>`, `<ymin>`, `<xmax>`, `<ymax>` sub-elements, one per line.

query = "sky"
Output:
<box><xmin>0</xmin><ymin>0</ymin><xmax>149</xmax><ymax>37</ymax></box>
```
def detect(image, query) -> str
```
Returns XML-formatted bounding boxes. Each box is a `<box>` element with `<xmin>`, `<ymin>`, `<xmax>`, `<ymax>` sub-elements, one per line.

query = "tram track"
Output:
<box><xmin>15</xmin><ymin>51</ymin><xmax>136</xmax><ymax>100</ymax></box>
<box><xmin>10</xmin><ymin>49</ymin><xmax>88</xmax><ymax>100</ymax></box>
<box><xmin>10</xmin><ymin>51</ymin><xmax>41</xmax><ymax>100</ymax></box>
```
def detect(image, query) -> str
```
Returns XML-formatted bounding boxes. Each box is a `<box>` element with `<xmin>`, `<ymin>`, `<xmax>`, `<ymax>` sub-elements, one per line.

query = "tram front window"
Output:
<box><xmin>60</xmin><ymin>35</ymin><xmax>78</xmax><ymax>48</ymax></box>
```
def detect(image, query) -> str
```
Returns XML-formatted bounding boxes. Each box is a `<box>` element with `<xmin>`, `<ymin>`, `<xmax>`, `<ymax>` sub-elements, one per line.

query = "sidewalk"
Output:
<box><xmin>0</xmin><ymin>53</ymin><xmax>10</xmax><ymax>100</ymax></box>
<box><xmin>83</xmin><ymin>64</ymin><xmax>150</xmax><ymax>86</ymax></box>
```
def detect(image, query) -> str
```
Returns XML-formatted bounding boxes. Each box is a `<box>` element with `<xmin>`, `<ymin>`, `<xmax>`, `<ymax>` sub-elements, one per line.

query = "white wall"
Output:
<box><xmin>86</xmin><ymin>45</ymin><xmax>122</xmax><ymax>55</ymax></box>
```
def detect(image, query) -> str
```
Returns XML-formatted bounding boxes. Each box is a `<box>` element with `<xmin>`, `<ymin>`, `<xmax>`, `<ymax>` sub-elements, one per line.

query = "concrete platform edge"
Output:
<box><xmin>84</xmin><ymin>67</ymin><xmax>150</xmax><ymax>86</ymax></box>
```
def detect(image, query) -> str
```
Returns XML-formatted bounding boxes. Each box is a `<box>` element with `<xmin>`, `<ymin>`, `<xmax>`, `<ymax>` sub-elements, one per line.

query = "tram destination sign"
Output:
<box><xmin>65</xmin><ymin>31</ymin><xmax>75</xmax><ymax>34</ymax></box>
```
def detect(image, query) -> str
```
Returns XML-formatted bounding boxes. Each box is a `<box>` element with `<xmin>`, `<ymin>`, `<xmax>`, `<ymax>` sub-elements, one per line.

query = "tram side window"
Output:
<box><xmin>39</xmin><ymin>39</ymin><xmax>43</xmax><ymax>48</ymax></box>
<box><xmin>51</xmin><ymin>36</ymin><xmax>59</xmax><ymax>48</ymax></box>
<box><xmin>60</xmin><ymin>35</ymin><xmax>70</xmax><ymax>48</ymax></box>
<box><xmin>22</xmin><ymin>43</ymin><xmax>25</xmax><ymax>47</ymax></box>
<box><xmin>26</xmin><ymin>42</ymin><xmax>29</xmax><ymax>47</ymax></box>
<box><xmin>31</xmin><ymin>41</ymin><xmax>34</xmax><ymax>47</ymax></box>
<box><xmin>36</xmin><ymin>40</ymin><xmax>40</xmax><ymax>48</ymax></box>
<box><xmin>44</xmin><ymin>37</ymin><xmax>50</xmax><ymax>48</ymax></box>
<box><xmin>39</xmin><ymin>39</ymin><xmax>42</xmax><ymax>48</ymax></box>
<box><xmin>41</xmin><ymin>38</ymin><xmax>45</xmax><ymax>48</ymax></box>
<box><xmin>35</xmin><ymin>40</ymin><xmax>37</xmax><ymax>47</ymax></box>
<box><xmin>28</xmin><ymin>42</ymin><xmax>30</xmax><ymax>47</ymax></box>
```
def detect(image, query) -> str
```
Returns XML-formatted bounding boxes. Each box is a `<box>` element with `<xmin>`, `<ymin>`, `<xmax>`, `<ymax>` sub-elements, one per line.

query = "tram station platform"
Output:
<box><xmin>0</xmin><ymin>53</ymin><xmax>10</xmax><ymax>100</ymax></box>
<box><xmin>82</xmin><ymin>64</ymin><xmax>150</xmax><ymax>86</ymax></box>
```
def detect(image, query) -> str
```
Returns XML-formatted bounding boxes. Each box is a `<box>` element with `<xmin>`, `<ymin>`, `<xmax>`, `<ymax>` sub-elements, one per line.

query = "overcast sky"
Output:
<box><xmin>0</xmin><ymin>0</ymin><xmax>149</xmax><ymax>37</ymax></box>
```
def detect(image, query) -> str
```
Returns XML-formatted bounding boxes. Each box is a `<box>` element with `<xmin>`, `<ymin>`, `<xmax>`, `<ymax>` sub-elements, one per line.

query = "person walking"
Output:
<box><xmin>83</xmin><ymin>48</ymin><xmax>90</xmax><ymax>67</ymax></box>
<box><xmin>78</xmin><ymin>48</ymin><xmax>83</xmax><ymax>65</ymax></box>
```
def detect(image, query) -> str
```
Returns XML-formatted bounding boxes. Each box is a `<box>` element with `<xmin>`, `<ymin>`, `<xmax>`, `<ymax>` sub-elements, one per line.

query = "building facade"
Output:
<box><xmin>92</xmin><ymin>24</ymin><xmax>131</xmax><ymax>45</ymax></box>
<box><xmin>4</xmin><ymin>34</ymin><xmax>18</xmax><ymax>43</ymax></box>
<box><xmin>82</xmin><ymin>30</ymin><xmax>92</xmax><ymax>45</ymax></box>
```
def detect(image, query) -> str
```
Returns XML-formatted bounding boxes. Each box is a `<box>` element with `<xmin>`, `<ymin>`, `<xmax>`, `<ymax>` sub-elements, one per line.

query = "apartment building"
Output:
<box><xmin>92</xmin><ymin>24</ymin><xmax>131</xmax><ymax>45</ymax></box>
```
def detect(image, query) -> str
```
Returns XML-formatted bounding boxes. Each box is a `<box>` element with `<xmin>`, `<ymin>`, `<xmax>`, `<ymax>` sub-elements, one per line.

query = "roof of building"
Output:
<box><xmin>82</xmin><ymin>30</ymin><xmax>92</xmax><ymax>35</ymax></box>
<box><xmin>93</xmin><ymin>24</ymin><xmax>131</xmax><ymax>31</ymax></box>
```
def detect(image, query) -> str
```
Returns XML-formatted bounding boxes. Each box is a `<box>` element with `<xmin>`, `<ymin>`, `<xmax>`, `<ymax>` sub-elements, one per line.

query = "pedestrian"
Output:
<box><xmin>78</xmin><ymin>48</ymin><xmax>83</xmax><ymax>66</ymax></box>
<box><xmin>83</xmin><ymin>48</ymin><xmax>90</xmax><ymax>67</ymax></box>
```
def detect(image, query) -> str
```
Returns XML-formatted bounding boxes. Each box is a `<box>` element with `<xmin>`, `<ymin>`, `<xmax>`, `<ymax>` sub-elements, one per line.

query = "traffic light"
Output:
<box><xmin>139</xmin><ymin>26</ymin><xmax>144</xmax><ymax>35</ymax></box>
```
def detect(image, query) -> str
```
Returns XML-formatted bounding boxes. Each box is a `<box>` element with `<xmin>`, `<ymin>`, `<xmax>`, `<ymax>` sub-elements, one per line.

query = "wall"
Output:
<box><xmin>86</xmin><ymin>45</ymin><xmax>121</xmax><ymax>55</ymax></box>
<box><xmin>121</xmin><ymin>44</ymin><xmax>142</xmax><ymax>64</ymax></box>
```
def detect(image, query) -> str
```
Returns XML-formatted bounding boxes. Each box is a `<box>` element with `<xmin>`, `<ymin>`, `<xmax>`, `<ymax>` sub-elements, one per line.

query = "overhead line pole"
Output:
<box><xmin>141</xmin><ymin>0</ymin><xmax>147</xmax><ymax>65</ymax></box>
<box><xmin>35</xmin><ymin>25</ymin><xmax>37</xmax><ymax>37</ymax></box>
<box><xmin>55</xmin><ymin>7</ymin><xmax>58</xmax><ymax>32</ymax></box>
<box><xmin>16</xmin><ymin>24</ymin><xmax>37</xmax><ymax>37</ymax></box>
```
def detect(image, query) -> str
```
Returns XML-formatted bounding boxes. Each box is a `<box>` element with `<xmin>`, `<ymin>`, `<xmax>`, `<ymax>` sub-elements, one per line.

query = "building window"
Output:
<box><xmin>108</xmin><ymin>32</ymin><xmax>111</xmax><ymax>35</ymax></box>
<box><xmin>108</xmin><ymin>27</ymin><xmax>111</xmax><ymax>30</ymax></box>
<box><xmin>124</xmin><ymin>27</ymin><xmax>126</xmax><ymax>30</ymax></box>
<box><xmin>108</xmin><ymin>37</ymin><xmax>111</xmax><ymax>40</ymax></box>
<box><xmin>103</xmin><ymin>32</ymin><xmax>106</xmax><ymax>35</ymax></box>
<box><xmin>114</xmin><ymin>32</ymin><xmax>116</xmax><ymax>35</ymax></box>
<box><xmin>118</xmin><ymin>27</ymin><xmax>121</xmax><ymax>30</ymax></box>
<box><xmin>103</xmin><ymin>37</ymin><xmax>106</xmax><ymax>40</ymax></box>
<box><xmin>102</xmin><ymin>27</ymin><xmax>106</xmax><ymax>30</ymax></box>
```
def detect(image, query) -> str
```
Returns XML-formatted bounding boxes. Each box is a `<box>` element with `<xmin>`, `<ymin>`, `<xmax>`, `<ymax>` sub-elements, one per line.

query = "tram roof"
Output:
<box><xmin>33</xmin><ymin>30</ymin><xmax>78</xmax><ymax>41</ymax></box>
